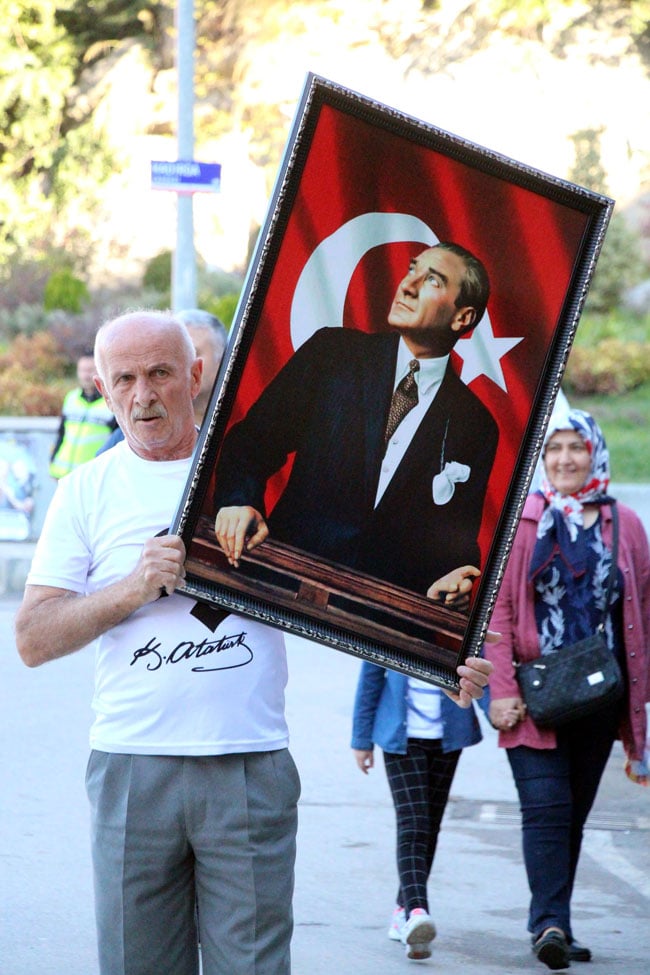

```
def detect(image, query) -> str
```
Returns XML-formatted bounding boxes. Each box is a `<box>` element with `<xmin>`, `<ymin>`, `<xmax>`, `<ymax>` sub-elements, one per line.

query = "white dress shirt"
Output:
<box><xmin>375</xmin><ymin>338</ymin><xmax>449</xmax><ymax>506</ymax></box>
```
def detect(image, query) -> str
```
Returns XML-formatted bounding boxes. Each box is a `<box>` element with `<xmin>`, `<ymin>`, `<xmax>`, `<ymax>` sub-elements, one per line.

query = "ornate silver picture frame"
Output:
<box><xmin>171</xmin><ymin>74</ymin><xmax>614</xmax><ymax>691</ymax></box>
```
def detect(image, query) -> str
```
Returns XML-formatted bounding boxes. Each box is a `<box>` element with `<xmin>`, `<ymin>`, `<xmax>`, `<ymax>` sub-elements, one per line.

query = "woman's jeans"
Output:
<box><xmin>507</xmin><ymin>701</ymin><xmax>620</xmax><ymax>941</ymax></box>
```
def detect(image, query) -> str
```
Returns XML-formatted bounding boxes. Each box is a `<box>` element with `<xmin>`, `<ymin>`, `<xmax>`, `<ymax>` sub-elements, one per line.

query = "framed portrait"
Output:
<box><xmin>171</xmin><ymin>73</ymin><xmax>614</xmax><ymax>691</ymax></box>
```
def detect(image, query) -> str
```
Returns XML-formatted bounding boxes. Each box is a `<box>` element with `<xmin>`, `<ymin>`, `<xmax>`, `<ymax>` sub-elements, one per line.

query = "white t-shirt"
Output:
<box><xmin>406</xmin><ymin>677</ymin><xmax>443</xmax><ymax>739</ymax></box>
<box><xmin>27</xmin><ymin>441</ymin><xmax>289</xmax><ymax>756</ymax></box>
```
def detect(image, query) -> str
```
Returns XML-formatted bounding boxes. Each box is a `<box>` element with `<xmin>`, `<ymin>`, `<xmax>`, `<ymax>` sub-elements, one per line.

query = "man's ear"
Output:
<box><xmin>95</xmin><ymin>376</ymin><xmax>112</xmax><ymax>410</ymax></box>
<box><xmin>190</xmin><ymin>359</ymin><xmax>203</xmax><ymax>399</ymax></box>
<box><xmin>451</xmin><ymin>306</ymin><xmax>477</xmax><ymax>336</ymax></box>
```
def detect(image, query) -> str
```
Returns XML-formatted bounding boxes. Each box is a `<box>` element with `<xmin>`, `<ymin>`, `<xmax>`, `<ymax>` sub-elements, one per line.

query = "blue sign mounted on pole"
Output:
<box><xmin>151</xmin><ymin>160</ymin><xmax>221</xmax><ymax>193</ymax></box>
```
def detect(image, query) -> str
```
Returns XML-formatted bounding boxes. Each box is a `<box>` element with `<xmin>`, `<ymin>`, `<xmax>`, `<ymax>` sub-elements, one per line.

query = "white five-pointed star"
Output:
<box><xmin>454</xmin><ymin>315</ymin><xmax>524</xmax><ymax>392</ymax></box>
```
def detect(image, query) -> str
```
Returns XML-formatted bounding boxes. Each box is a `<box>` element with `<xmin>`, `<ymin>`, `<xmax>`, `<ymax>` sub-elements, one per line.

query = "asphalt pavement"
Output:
<box><xmin>1</xmin><ymin>596</ymin><xmax>649</xmax><ymax>975</ymax></box>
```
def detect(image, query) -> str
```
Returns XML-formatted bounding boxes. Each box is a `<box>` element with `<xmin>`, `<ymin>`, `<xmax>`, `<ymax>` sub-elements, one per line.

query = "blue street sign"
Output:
<box><xmin>151</xmin><ymin>160</ymin><xmax>221</xmax><ymax>193</ymax></box>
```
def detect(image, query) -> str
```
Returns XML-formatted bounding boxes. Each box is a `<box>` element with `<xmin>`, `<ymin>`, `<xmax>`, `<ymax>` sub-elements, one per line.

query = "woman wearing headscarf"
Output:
<box><xmin>485</xmin><ymin>408</ymin><xmax>650</xmax><ymax>971</ymax></box>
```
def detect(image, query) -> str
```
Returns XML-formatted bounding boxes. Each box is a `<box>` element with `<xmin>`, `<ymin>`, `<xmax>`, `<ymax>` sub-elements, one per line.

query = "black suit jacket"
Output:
<box><xmin>214</xmin><ymin>328</ymin><xmax>499</xmax><ymax>595</ymax></box>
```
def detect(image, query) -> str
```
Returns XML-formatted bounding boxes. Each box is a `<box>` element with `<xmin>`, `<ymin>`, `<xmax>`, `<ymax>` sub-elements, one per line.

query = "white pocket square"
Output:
<box><xmin>432</xmin><ymin>461</ymin><xmax>471</xmax><ymax>505</ymax></box>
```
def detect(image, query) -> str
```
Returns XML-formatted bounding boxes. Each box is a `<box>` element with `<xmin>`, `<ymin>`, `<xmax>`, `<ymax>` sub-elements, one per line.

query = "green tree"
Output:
<box><xmin>0</xmin><ymin>0</ymin><xmax>164</xmax><ymax>280</ymax></box>
<box><xmin>584</xmin><ymin>216</ymin><xmax>647</xmax><ymax>315</ymax></box>
<box><xmin>569</xmin><ymin>127</ymin><xmax>609</xmax><ymax>195</ymax></box>
<box><xmin>486</xmin><ymin>1</ymin><xmax>650</xmax><ymax>61</ymax></box>
<box><xmin>43</xmin><ymin>267</ymin><xmax>90</xmax><ymax>312</ymax></box>
<box><xmin>56</xmin><ymin>0</ymin><xmax>167</xmax><ymax>61</ymax></box>
<box><xmin>142</xmin><ymin>249</ymin><xmax>172</xmax><ymax>295</ymax></box>
<box><xmin>0</xmin><ymin>2</ymin><xmax>76</xmax><ymax>260</ymax></box>
<box><xmin>568</xmin><ymin>127</ymin><xmax>647</xmax><ymax>313</ymax></box>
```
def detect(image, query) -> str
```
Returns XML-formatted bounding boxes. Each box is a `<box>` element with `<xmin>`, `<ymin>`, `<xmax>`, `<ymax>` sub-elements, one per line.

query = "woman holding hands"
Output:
<box><xmin>485</xmin><ymin>409</ymin><xmax>649</xmax><ymax>970</ymax></box>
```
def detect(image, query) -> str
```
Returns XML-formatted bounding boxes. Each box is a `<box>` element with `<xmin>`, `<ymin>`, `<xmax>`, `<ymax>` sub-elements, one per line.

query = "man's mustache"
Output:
<box><xmin>132</xmin><ymin>406</ymin><xmax>167</xmax><ymax>421</ymax></box>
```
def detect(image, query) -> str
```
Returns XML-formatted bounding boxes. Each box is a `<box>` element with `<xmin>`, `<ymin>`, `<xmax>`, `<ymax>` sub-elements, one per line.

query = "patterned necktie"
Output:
<box><xmin>384</xmin><ymin>358</ymin><xmax>420</xmax><ymax>445</ymax></box>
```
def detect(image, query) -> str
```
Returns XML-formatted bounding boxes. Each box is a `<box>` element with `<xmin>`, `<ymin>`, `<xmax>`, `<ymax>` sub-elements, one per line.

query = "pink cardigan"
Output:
<box><xmin>485</xmin><ymin>493</ymin><xmax>650</xmax><ymax>762</ymax></box>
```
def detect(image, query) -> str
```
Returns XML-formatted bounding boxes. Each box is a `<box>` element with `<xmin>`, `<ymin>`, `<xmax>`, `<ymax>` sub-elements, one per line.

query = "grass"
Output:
<box><xmin>565</xmin><ymin>310</ymin><xmax>650</xmax><ymax>482</ymax></box>
<box><xmin>570</xmin><ymin>383</ymin><xmax>650</xmax><ymax>482</ymax></box>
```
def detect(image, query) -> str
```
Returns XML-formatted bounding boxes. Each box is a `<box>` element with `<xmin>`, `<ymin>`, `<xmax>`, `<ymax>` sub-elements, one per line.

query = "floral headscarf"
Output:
<box><xmin>529</xmin><ymin>409</ymin><xmax>614</xmax><ymax>580</ymax></box>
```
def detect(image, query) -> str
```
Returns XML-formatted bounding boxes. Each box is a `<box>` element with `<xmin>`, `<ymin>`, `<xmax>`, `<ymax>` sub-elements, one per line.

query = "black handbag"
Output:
<box><xmin>515</xmin><ymin>502</ymin><xmax>624</xmax><ymax>729</ymax></box>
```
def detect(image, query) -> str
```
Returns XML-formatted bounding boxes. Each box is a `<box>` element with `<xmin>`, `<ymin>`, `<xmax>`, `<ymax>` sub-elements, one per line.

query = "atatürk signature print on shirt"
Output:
<box><xmin>130</xmin><ymin>629</ymin><xmax>253</xmax><ymax>673</ymax></box>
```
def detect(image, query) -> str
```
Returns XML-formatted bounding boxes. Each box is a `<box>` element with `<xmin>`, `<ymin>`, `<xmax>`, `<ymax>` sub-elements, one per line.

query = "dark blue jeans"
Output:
<box><xmin>507</xmin><ymin>700</ymin><xmax>620</xmax><ymax>942</ymax></box>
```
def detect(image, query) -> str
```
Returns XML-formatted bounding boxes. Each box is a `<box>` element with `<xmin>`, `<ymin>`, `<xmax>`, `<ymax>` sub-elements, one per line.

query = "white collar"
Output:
<box><xmin>395</xmin><ymin>337</ymin><xmax>449</xmax><ymax>395</ymax></box>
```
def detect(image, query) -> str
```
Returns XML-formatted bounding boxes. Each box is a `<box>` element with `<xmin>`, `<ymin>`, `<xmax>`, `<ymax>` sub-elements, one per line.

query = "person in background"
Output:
<box><xmin>351</xmin><ymin>662</ymin><xmax>486</xmax><ymax>961</ymax></box>
<box><xmin>16</xmin><ymin>308</ymin><xmax>494</xmax><ymax>975</ymax></box>
<box><xmin>485</xmin><ymin>408</ymin><xmax>650</xmax><ymax>971</ymax></box>
<box><xmin>49</xmin><ymin>350</ymin><xmax>117</xmax><ymax>477</ymax></box>
<box><xmin>178</xmin><ymin>308</ymin><xmax>228</xmax><ymax>429</ymax></box>
<box><xmin>97</xmin><ymin>308</ymin><xmax>228</xmax><ymax>454</ymax></box>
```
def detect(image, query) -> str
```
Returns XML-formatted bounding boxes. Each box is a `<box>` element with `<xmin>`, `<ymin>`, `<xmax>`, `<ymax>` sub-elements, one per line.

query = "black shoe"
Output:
<box><xmin>568</xmin><ymin>940</ymin><xmax>592</xmax><ymax>962</ymax></box>
<box><xmin>533</xmin><ymin>929</ymin><xmax>571</xmax><ymax>970</ymax></box>
<box><xmin>531</xmin><ymin>935</ymin><xmax>591</xmax><ymax>963</ymax></box>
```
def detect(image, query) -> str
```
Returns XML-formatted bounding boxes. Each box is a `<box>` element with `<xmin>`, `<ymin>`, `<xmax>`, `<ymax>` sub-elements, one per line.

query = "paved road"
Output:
<box><xmin>1</xmin><ymin>600</ymin><xmax>648</xmax><ymax>975</ymax></box>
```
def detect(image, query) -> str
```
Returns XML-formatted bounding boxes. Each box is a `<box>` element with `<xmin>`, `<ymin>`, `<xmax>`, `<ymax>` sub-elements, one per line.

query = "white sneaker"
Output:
<box><xmin>388</xmin><ymin>905</ymin><xmax>406</xmax><ymax>941</ymax></box>
<box><xmin>401</xmin><ymin>908</ymin><xmax>436</xmax><ymax>960</ymax></box>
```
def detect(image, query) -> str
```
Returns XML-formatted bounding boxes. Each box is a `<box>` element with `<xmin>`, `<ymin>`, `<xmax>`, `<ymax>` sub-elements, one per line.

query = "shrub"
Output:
<box><xmin>142</xmin><ymin>254</ymin><xmax>244</xmax><ymax>316</ymax></box>
<box><xmin>199</xmin><ymin>291</ymin><xmax>241</xmax><ymax>328</ymax></box>
<box><xmin>0</xmin><ymin>260</ymin><xmax>50</xmax><ymax>312</ymax></box>
<box><xmin>0</xmin><ymin>333</ymin><xmax>70</xmax><ymax>416</ymax></box>
<box><xmin>215</xmin><ymin>292</ymin><xmax>240</xmax><ymax>328</ymax></box>
<box><xmin>584</xmin><ymin>213</ymin><xmax>648</xmax><ymax>314</ymax></box>
<box><xmin>0</xmin><ymin>303</ymin><xmax>51</xmax><ymax>340</ymax></box>
<box><xmin>143</xmin><ymin>250</ymin><xmax>172</xmax><ymax>294</ymax></box>
<box><xmin>565</xmin><ymin>339</ymin><xmax>650</xmax><ymax>394</ymax></box>
<box><xmin>0</xmin><ymin>367</ymin><xmax>68</xmax><ymax>416</ymax></box>
<box><xmin>199</xmin><ymin>266</ymin><xmax>244</xmax><ymax>297</ymax></box>
<box><xmin>43</xmin><ymin>268</ymin><xmax>90</xmax><ymax>313</ymax></box>
<box><xmin>574</xmin><ymin>309</ymin><xmax>650</xmax><ymax>346</ymax></box>
<box><xmin>0</xmin><ymin>332</ymin><xmax>68</xmax><ymax>381</ymax></box>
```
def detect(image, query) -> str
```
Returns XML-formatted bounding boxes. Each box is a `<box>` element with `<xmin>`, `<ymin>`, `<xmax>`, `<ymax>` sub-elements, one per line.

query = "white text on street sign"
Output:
<box><xmin>151</xmin><ymin>160</ymin><xmax>221</xmax><ymax>193</ymax></box>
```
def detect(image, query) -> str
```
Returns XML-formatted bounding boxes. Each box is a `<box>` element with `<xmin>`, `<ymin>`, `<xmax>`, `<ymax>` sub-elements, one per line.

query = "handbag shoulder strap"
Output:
<box><xmin>597</xmin><ymin>500</ymin><xmax>619</xmax><ymax>634</ymax></box>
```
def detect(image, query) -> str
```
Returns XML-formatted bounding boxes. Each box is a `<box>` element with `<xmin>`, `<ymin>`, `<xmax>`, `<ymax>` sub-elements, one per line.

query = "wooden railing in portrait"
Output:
<box><xmin>182</xmin><ymin>514</ymin><xmax>467</xmax><ymax>672</ymax></box>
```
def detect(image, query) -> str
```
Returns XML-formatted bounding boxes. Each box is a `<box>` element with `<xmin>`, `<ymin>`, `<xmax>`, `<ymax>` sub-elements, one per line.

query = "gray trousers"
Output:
<box><xmin>85</xmin><ymin>750</ymin><xmax>300</xmax><ymax>975</ymax></box>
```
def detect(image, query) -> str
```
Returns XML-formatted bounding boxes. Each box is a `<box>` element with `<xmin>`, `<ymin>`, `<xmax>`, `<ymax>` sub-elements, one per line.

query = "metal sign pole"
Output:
<box><xmin>173</xmin><ymin>0</ymin><xmax>197</xmax><ymax>310</ymax></box>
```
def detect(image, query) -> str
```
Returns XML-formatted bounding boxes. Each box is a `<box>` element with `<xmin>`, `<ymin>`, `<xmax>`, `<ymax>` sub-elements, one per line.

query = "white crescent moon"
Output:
<box><xmin>290</xmin><ymin>212</ymin><xmax>438</xmax><ymax>350</ymax></box>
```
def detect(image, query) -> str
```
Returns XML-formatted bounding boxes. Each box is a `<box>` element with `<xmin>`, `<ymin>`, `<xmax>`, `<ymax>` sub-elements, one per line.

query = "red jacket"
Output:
<box><xmin>485</xmin><ymin>493</ymin><xmax>650</xmax><ymax>763</ymax></box>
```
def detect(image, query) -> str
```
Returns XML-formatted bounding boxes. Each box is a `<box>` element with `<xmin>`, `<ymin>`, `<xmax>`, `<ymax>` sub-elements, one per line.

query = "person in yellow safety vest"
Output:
<box><xmin>49</xmin><ymin>351</ymin><xmax>117</xmax><ymax>479</ymax></box>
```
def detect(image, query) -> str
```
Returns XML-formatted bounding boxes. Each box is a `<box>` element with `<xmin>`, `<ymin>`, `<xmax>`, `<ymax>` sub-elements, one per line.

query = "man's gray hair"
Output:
<box><xmin>176</xmin><ymin>309</ymin><xmax>228</xmax><ymax>354</ymax></box>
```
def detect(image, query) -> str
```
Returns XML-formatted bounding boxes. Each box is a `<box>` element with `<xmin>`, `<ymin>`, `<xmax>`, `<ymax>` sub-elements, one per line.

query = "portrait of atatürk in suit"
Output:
<box><xmin>214</xmin><ymin>243</ymin><xmax>498</xmax><ymax>611</ymax></box>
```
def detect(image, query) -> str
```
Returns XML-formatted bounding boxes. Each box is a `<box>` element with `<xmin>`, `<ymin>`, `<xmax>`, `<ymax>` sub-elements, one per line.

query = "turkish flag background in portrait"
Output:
<box><xmin>209</xmin><ymin>101</ymin><xmax>591</xmax><ymax>575</ymax></box>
